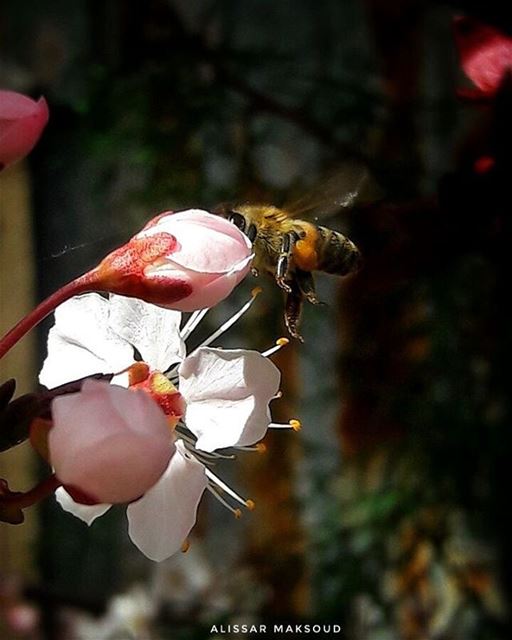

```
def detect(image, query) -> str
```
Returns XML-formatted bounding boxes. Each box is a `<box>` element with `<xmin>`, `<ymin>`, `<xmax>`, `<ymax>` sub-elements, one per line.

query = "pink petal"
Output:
<box><xmin>151</xmin><ymin>253</ymin><xmax>253</xmax><ymax>312</ymax></box>
<box><xmin>92</xmin><ymin>210</ymin><xmax>251</xmax><ymax>312</ymax></box>
<box><xmin>127</xmin><ymin>442</ymin><xmax>207</xmax><ymax>561</ymax></box>
<box><xmin>140</xmin><ymin>209</ymin><xmax>252</xmax><ymax>274</ymax></box>
<box><xmin>0</xmin><ymin>91</ymin><xmax>49</xmax><ymax>170</ymax></box>
<box><xmin>49</xmin><ymin>380</ymin><xmax>175</xmax><ymax>503</ymax></box>
<box><xmin>454</xmin><ymin>16</ymin><xmax>512</xmax><ymax>97</ymax></box>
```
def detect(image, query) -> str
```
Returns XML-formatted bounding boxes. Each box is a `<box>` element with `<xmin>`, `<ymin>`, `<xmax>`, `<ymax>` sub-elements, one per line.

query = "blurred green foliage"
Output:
<box><xmin>1</xmin><ymin>1</ymin><xmax>512</xmax><ymax>639</ymax></box>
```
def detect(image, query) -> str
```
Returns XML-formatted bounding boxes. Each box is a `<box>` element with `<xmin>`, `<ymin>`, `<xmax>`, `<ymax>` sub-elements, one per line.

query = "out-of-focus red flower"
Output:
<box><xmin>454</xmin><ymin>16</ymin><xmax>512</xmax><ymax>100</ymax></box>
<box><xmin>0</xmin><ymin>90</ymin><xmax>49</xmax><ymax>170</ymax></box>
<box><xmin>49</xmin><ymin>379</ymin><xmax>176</xmax><ymax>504</ymax></box>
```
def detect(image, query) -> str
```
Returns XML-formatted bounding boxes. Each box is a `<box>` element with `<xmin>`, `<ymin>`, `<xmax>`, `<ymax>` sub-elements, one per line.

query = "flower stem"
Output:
<box><xmin>0</xmin><ymin>274</ymin><xmax>94</xmax><ymax>360</ymax></box>
<box><xmin>1</xmin><ymin>474</ymin><xmax>61</xmax><ymax>509</ymax></box>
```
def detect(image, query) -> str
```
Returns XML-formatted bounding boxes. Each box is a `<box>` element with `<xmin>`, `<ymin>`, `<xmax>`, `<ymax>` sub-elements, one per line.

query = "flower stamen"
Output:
<box><xmin>205</xmin><ymin>468</ymin><xmax>252</xmax><ymax>508</ymax></box>
<box><xmin>199</xmin><ymin>288</ymin><xmax>261</xmax><ymax>349</ymax></box>
<box><xmin>269</xmin><ymin>419</ymin><xmax>302</xmax><ymax>431</ymax></box>
<box><xmin>206</xmin><ymin>485</ymin><xmax>243</xmax><ymax>518</ymax></box>
<box><xmin>180</xmin><ymin>308</ymin><xmax>210</xmax><ymax>340</ymax></box>
<box><xmin>262</xmin><ymin>337</ymin><xmax>289</xmax><ymax>357</ymax></box>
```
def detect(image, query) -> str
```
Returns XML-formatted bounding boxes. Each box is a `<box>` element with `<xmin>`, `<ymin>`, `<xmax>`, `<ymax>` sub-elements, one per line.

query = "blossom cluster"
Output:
<box><xmin>0</xmin><ymin>89</ymin><xmax>297</xmax><ymax>561</ymax></box>
<box><xmin>39</xmin><ymin>291</ymin><xmax>291</xmax><ymax>561</ymax></box>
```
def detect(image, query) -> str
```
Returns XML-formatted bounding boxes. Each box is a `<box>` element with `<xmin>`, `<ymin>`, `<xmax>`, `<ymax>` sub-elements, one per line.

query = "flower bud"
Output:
<box><xmin>0</xmin><ymin>90</ymin><xmax>49</xmax><ymax>170</ymax></box>
<box><xmin>92</xmin><ymin>209</ymin><xmax>253</xmax><ymax>311</ymax></box>
<box><xmin>49</xmin><ymin>380</ymin><xmax>175</xmax><ymax>504</ymax></box>
<box><xmin>0</xmin><ymin>210</ymin><xmax>252</xmax><ymax>361</ymax></box>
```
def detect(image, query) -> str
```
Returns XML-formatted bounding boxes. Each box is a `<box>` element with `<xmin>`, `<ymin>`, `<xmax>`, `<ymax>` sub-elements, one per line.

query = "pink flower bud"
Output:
<box><xmin>0</xmin><ymin>90</ymin><xmax>49</xmax><ymax>170</ymax></box>
<box><xmin>92</xmin><ymin>209</ymin><xmax>253</xmax><ymax>311</ymax></box>
<box><xmin>0</xmin><ymin>210</ymin><xmax>252</xmax><ymax>361</ymax></box>
<box><xmin>49</xmin><ymin>380</ymin><xmax>175</xmax><ymax>504</ymax></box>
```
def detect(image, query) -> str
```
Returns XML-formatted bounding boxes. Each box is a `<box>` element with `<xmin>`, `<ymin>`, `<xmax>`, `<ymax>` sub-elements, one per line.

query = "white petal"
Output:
<box><xmin>108</xmin><ymin>294</ymin><xmax>185</xmax><ymax>371</ymax></box>
<box><xmin>39</xmin><ymin>294</ymin><xmax>134</xmax><ymax>388</ymax></box>
<box><xmin>127</xmin><ymin>442</ymin><xmax>207</xmax><ymax>561</ymax></box>
<box><xmin>55</xmin><ymin>486</ymin><xmax>111</xmax><ymax>525</ymax></box>
<box><xmin>179</xmin><ymin>347</ymin><xmax>281</xmax><ymax>452</ymax></box>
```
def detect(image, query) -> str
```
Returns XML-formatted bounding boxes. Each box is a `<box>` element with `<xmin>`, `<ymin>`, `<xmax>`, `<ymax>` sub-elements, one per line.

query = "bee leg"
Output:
<box><xmin>284</xmin><ymin>280</ymin><xmax>304</xmax><ymax>342</ymax></box>
<box><xmin>295</xmin><ymin>269</ymin><xmax>323</xmax><ymax>305</ymax></box>
<box><xmin>275</xmin><ymin>232</ymin><xmax>297</xmax><ymax>294</ymax></box>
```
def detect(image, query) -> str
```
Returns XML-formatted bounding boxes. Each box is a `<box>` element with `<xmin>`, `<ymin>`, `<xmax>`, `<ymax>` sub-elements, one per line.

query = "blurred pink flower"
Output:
<box><xmin>454</xmin><ymin>16</ymin><xmax>512</xmax><ymax>100</ymax></box>
<box><xmin>40</xmin><ymin>293</ymin><xmax>291</xmax><ymax>561</ymax></box>
<box><xmin>93</xmin><ymin>209</ymin><xmax>253</xmax><ymax>311</ymax></box>
<box><xmin>0</xmin><ymin>90</ymin><xmax>49</xmax><ymax>170</ymax></box>
<box><xmin>50</xmin><ymin>379</ymin><xmax>176</xmax><ymax>504</ymax></box>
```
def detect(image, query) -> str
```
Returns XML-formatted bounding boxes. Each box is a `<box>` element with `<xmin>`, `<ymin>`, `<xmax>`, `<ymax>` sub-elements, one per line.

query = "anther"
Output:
<box><xmin>251</xmin><ymin>286</ymin><xmax>263</xmax><ymax>297</ymax></box>
<box><xmin>245</xmin><ymin>499</ymin><xmax>255</xmax><ymax>511</ymax></box>
<box><xmin>256</xmin><ymin>442</ymin><xmax>267</xmax><ymax>453</ymax></box>
<box><xmin>290</xmin><ymin>419</ymin><xmax>302</xmax><ymax>431</ymax></box>
<box><xmin>263</xmin><ymin>337</ymin><xmax>290</xmax><ymax>357</ymax></box>
<box><xmin>181</xmin><ymin>539</ymin><xmax>190</xmax><ymax>553</ymax></box>
<box><xmin>234</xmin><ymin>508</ymin><xmax>242</xmax><ymax>519</ymax></box>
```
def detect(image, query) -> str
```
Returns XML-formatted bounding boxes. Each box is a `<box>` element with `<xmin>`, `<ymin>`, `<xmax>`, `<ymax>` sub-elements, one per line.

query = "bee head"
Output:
<box><xmin>213</xmin><ymin>203</ymin><xmax>246</xmax><ymax>231</ymax></box>
<box><xmin>213</xmin><ymin>203</ymin><xmax>257</xmax><ymax>243</ymax></box>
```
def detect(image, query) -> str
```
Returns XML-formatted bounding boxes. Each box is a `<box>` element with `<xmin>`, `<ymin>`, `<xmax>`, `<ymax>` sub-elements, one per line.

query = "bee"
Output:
<box><xmin>217</xmin><ymin>192</ymin><xmax>363</xmax><ymax>341</ymax></box>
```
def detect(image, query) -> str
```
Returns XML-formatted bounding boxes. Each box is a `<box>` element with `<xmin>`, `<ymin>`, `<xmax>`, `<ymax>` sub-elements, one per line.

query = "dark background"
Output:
<box><xmin>1</xmin><ymin>1</ymin><xmax>512</xmax><ymax>638</ymax></box>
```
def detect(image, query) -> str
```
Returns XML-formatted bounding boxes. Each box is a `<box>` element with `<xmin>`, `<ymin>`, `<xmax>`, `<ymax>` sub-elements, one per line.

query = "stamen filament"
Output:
<box><xmin>198</xmin><ymin>289</ymin><xmax>261</xmax><ymax>349</ymax></box>
<box><xmin>206</xmin><ymin>485</ymin><xmax>242</xmax><ymax>518</ymax></box>
<box><xmin>180</xmin><ymin>308</ymin><xmax>209</xmax><ymax>340</ymax></box>
<box><xmin>262</xmin><ymin>337</ymin><xmax>289</xmax><ymax>357</ymax></box>
<box><xmin>197</xmin><ymin>450</ymin><xmax>236</xmax><ymax>461</ymax></box>
<box><xmin>236</xmin><ymin>443</ymin><xmax>265</xmax><ymax>453</ymax></box>
<box><xmin>269</xmin><ymin>419</ymin><xmax>302</xmax><ymax>431</ymax></box>
<box><xmin>205</xmin><ymin>468</ymin><xmax>250</xmax><ymax>507</ymax></box>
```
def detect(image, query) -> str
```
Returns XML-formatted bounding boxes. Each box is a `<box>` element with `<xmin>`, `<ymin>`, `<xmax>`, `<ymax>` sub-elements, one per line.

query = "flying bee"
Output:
<box><xmin>216</xmin><ymin>185</ymin><xmax>363</xmax><ymax>340</ymax></box>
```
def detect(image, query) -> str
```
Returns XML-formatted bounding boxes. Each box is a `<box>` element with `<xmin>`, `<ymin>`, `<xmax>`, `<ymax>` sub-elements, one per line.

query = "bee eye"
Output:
<box><xmin>246</xmin><ymin>224</ymin><xmax>257</xmax><ymax>242</ymax></box>
<box><xmin>228</xmin><ymin>211</ymin><xmax>247</xmax><ymax>233</ymax></box>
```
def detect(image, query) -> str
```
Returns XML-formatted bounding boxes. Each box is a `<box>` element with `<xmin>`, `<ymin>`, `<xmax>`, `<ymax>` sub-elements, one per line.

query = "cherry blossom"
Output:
<box><xmin>40</xmin><ymin>293</ymin><xmax>292</xmax><ymax>561</ymax></box>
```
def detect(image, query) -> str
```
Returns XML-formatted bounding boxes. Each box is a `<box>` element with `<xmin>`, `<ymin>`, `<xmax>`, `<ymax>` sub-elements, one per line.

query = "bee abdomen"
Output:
<box><xmin>317</xmin><ymin>226</ymin><xmax>362</xmax><ymax>275</ymax></box>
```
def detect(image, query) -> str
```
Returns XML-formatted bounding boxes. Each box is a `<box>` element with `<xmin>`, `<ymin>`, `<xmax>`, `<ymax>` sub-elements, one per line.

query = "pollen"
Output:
<box><xmin>262</xmin><ymin>337</ymin><xmax>290</xmax><ymax>357</ymax></box>
<box><xmin>289</xmin><ymin>419</ymin><xmax>302</xmax><ymax>431</ymax></box>
<box><xmin>127</xmin><ymin>362</ymin><xmax>150</xmax><ymax>385</ymax></box>
<box><xmin>245</xmin><ymin>499</ymin><xmax>256</xmax><ymax>511</ymax></box>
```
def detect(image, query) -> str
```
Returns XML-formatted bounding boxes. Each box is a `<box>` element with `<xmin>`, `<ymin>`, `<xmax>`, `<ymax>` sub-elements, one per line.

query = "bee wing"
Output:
<box><xmin>284</xmin><ymin>163</ymin><xmax>376</xmax><ymax>221</ymax></box>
